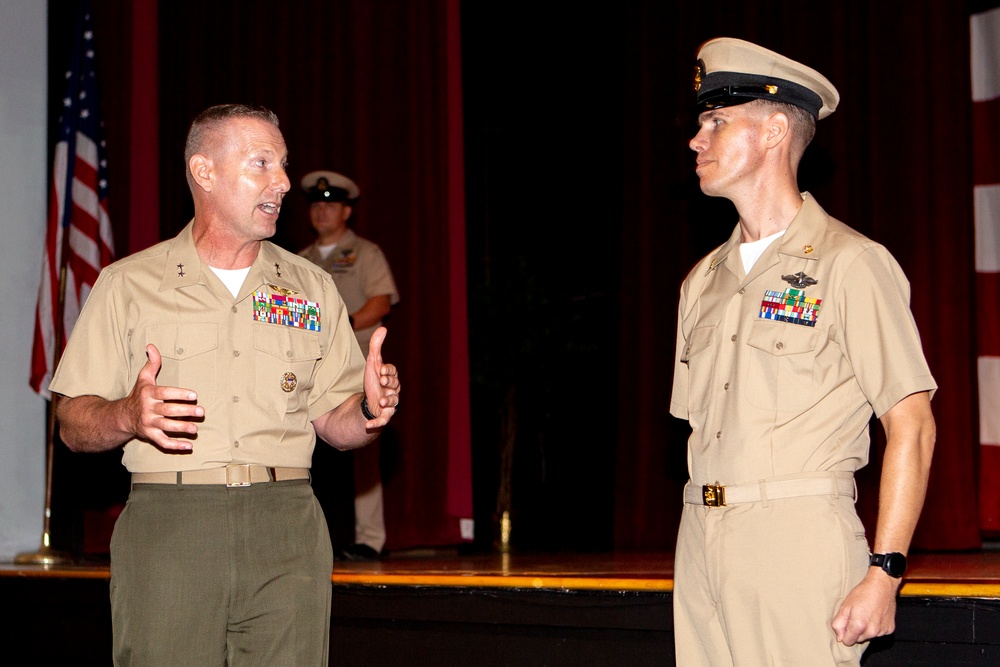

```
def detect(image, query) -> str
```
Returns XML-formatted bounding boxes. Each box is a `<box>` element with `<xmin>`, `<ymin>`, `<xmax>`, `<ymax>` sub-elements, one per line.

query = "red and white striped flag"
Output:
<box><xmin>29</xmin><ymin>2</ymin><xmax>115</xmax><ymax>399</ymax></box>
<box><xmin>972</xmin><ymin>3</ymin><xmax>1000</xmax><ymax>531</ymax></box>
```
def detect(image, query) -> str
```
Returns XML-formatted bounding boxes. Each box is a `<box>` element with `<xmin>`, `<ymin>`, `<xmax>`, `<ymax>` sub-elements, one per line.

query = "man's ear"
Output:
<box><xmin>189</xmin><ymin>154</ymin><xmax>213</xmax><ymax>192</ymax></box>
<box><xmin>763</xmin><ymin>111</ymin><xmax>790</xmax><ymax>148</ymax></box>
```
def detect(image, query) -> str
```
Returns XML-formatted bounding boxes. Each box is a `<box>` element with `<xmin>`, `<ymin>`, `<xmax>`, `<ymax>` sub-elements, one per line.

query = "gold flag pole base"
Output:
<box><xmin>15</xmin><ymin>547</ymin><xmax>75</xmax><ymax>567</ymax></box>
<box><xmin>14</xmin><ymin>531</ymin><xmax>75</xmax><ymax>566</ymax></box>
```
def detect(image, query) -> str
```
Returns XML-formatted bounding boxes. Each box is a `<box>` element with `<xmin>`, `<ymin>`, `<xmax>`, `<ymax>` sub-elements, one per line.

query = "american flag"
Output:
<box><xmin>29</xmin><ymin>2</ymin><xmax>115</xmax><ymax>399</ymax></box>
<box><xmin>972</xmin><ymin>3</ymin><xmax>1000</xmax><ymax>531</ymax></box>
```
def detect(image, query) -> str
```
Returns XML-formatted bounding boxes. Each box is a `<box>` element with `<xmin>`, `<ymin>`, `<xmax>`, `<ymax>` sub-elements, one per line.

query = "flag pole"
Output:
<box><xmin>16</xmin><ymin>201</ymin><xmax>76</xmax><ymax>567</ymax></box>
<box><xmin>15</xmin><ymin>1</ymin><xmax>88</xmax><ymax>567</ymax></box>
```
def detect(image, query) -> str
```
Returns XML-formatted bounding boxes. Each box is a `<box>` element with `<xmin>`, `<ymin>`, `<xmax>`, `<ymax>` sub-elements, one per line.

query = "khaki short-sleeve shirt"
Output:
<box><xmin>299</xmin><ymin>229</ymin><xmax>399</xmax><ymax>352</ymax></box>
<box><xmin>669</xmin><ymin>194</ymin><xmax>937</xmax><ymax>486</ymax></box>
<box><xmin>49</xmin><ymin>222</ymin><xmax>366</xmax><ymax>473</ymax></box>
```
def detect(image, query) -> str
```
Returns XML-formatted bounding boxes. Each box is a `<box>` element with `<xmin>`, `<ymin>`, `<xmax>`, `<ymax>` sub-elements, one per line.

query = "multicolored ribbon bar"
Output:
<box><xmin>253</xmin><ymin>291</ymin><xmax>321</xmax><ymax>331</ymax></box>
<box><xmin>759</xmin><ymin>288</ymin><xmax>822</xmax><ymax>327</ymax></box>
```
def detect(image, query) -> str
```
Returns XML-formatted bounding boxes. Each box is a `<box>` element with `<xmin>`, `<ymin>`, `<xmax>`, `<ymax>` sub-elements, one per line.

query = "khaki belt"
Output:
<box><xmin>131</xmin><ymin>465</ymin><xmax>310</xmax><ymax>488</ymax></box>
<box><xmin>684</xmin><ymin>473</ymin><xmax>855</xmax><ymax>507</ymax></box>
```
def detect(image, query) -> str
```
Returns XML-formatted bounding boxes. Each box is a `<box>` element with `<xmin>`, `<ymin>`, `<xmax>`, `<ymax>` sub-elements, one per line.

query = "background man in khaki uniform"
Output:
<box><xmin>299</xmin><ymin>170</ymin><xmax>400</xmax><ymax>560</ymax></box>
<box><xmin>49</xmin><ymin>104</ymin><xmax>401</xmax><ymax>665</ymax></box>
<box><xmin>669</xmin><ymin>38</ymin><xmax>937</xmax><ymax>666</ymax></box>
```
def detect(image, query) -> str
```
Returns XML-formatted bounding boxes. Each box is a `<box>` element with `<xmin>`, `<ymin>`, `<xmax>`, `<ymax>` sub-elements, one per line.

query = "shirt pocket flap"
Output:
<box><xmin>253</xmin><ymin>326</ymin><xmax>322</xmax><ymax>362</ymax></box>
<box><xmin>149</xmin><ymin>323</ymin><xmax>219</xmax><ymax>360</ymax></box>
<box><xmin>681</xmin><ymin>325</ymin><xmax>714</xmax><ymax>363</ymax></box>
<box><xmin>746</xmin><ymin>319</ymin><xmax>818</xmax><ymax>356</ymax></box>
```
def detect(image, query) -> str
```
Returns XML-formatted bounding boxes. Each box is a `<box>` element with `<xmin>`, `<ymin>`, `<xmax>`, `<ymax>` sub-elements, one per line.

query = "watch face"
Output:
<box><xmin>885</xmin><ymin>552</ymin><xmax>907</xmax><ymax>577</ymax></box>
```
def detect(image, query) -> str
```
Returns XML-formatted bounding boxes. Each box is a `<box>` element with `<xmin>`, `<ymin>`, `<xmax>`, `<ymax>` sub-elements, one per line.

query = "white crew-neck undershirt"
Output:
<box><xmin>210</xmin><ymin>266</ymin><xmax>251</xmax><ymax>297</ymax></box>
<box><xmin>740</xmin><ymin>229</ymin><xmax>786</xmax><ymax>273</ymax></box>
<box><xmin>316</xmin><ymin>242</ymin><xmax>337</xmax><ymax>259</ymax></box>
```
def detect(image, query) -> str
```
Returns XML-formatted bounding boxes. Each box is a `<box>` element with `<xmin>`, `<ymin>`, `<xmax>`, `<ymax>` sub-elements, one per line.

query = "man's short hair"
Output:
<box><xmin>183</xmin><ymin>104</ymin><xmax>280</xmax><ymax>188</ymax></box>
<box><xmin>748</xmin><ymin>98</ymin><xmax>817</xmax><ymax>155</ymax></box>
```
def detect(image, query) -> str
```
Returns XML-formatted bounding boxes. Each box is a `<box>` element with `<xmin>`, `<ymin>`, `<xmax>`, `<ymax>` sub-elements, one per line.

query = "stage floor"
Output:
<box><xmin>5</xmin><ymin>548</ymin><xmax>1000</xmax><ymax>597</ymax></box>
<box><xmin>4</xmin><ymin>549</ymin><xmax>1000</xmax><ymax>666</ymax></box>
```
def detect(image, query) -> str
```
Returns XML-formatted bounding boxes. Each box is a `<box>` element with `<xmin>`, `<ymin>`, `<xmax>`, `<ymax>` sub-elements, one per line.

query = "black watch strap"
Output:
<box><xmin>870</xmin><ymin>552</ymin><xmax>907</xmax><ymax>578</ymax></box>
<box><xmin>361</xmin><ymin>396</ymin><xmax>377</xmax><ymax>420</ymax></box>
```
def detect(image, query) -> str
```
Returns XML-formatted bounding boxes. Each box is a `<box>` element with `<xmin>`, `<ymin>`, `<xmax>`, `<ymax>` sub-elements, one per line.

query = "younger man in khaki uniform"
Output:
<box><xmin>299</xmin><ymin>170</ymin><xmax>399</xmax><ymax>560</ymax></box>
<box><xmin>670</xmin><ymin>38</ymin><xmax>937</xmax><ymax>666</ymax></box>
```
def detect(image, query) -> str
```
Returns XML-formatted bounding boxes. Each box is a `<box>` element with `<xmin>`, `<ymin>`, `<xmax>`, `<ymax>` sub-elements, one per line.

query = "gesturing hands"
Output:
<box><xmin>125</xmin><ymin>344</ymin><xmax>204</xmax><ymax>451</ymax></box>
<box><xmin>362</xmin><ymin>326</ymin><xmax>400</xmax><ymax>428</ymax></box>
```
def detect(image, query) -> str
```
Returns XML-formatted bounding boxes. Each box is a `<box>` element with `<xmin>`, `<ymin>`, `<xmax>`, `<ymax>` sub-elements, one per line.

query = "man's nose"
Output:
<box><xmin>274</xmin><ymin>169</ymin><xmax>291</xmax><ymax>193</ymax></box>
<box><xmin>689</xmin><ymin>129</ymin><xmax>707</xmax><ymax>153</ymax></box>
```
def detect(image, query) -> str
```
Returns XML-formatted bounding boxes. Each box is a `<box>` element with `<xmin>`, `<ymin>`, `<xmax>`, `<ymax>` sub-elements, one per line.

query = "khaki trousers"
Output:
<box><xmin>353</xmin><ymin>439</ymin><xmax>386</xmax><ymax>551</ymax></box>
<box><xmin>673</xmin><ymin>490</ymin><xmax>870</xmax><ymax>666</ymax></box>
<box><xmin>109</xmin><ymin>479</ymin><xmax>333</xmax><ymax>667</ymax></box>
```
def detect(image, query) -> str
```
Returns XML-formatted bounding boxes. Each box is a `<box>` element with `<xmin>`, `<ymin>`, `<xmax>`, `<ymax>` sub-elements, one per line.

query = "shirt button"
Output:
<box><xmin>234</xmin><ymin>441</ymin><xmax>240</xmax><ymax>448</ymax></box>
<box><xmin>716</xmin><ymin>431</ymin><xmax>722</xmax><ymax>439</ymax></box>
<box><xmin>233</xmin><ymin>396</ymin><xmax>240</xmax><ymax>403</ymax></box>
<box><xmin>730</xmin><ymin>334</ymin><xmax>737</xmax><ymax>342</ymax></box>
<box><xmin>776</xmin><ymin>342</ymin><xmax>784</xmax><ymax>350</ymax></box>
<box><xmin>286</xmin><ymin>351</ymin><xmax>293</xmax><ymax>358</ymax></box>
<box><xmin>738</xmin><ymin>288</ymin><xmax>745</xmax><ymax>295</ymax></box>
<box><xmin>231</xmin><ymin>306</ymin><xmax>238</xmax><ymax>313</ymax></box>
<box><xmin>724</xmin><ymin>382</ymin><xmax>730</xmax><ymax>390</ymax></box>
<box><xmin>232</xmin><ymin>350</ymin><xmax>240</xmax><ymax>357</ymax></box>
<box><xmin>176</xmin><ymin>348</ymin><xmax>183</xmax><ymax>355</ymax></box>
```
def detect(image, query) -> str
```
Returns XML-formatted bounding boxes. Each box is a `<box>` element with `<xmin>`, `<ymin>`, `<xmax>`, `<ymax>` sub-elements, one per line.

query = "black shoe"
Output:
<box><xmin>335</xmin><ymin>544</ymin><xmax>381</xmax><ymax>561</ymax></box>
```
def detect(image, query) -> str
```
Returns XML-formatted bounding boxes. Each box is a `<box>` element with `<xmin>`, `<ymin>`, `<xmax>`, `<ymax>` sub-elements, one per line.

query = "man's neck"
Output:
<box><xmin>316</xmin><ymin>226</ymin><xmax>348</xmax><ymax>246</ymax></box>
<box><xmin>192</xmin><ymin>219</ymin><xmax>261</xmax><ymax>269</ymax></box>
<box><xmin>734</xmin><ymin>184</ymin><xmax>804</xmax><ymax>243</ymax></box>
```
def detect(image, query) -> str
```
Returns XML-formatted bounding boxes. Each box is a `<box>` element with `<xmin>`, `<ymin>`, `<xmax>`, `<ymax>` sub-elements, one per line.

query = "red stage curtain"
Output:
<box><xmin>90</xmin><ymin>0</ymin><xmax>473</xmax><ymax>551</ymax></box>
<box><xmin>82</xmin><ymin>0</ymin><xmax>983</xmax><ymax>555</ymax></box>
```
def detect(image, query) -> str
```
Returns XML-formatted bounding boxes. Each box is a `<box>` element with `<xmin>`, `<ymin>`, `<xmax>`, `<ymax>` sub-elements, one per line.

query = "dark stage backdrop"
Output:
<box><xmin>51</xmin><ymin>0</ymin><xmax>981</xmax><ymax>555</ymax></box>
<box><xmin>612</xmin><ymin>0</ymin><xmax>982</xmax><ymax>552</ymax></box>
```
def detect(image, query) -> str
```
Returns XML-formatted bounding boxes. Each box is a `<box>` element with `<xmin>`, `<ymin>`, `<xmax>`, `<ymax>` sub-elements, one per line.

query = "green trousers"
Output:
<box><xmin>109</xmin><ymin>479</ymin><xmax>333</xmax><ymax>666</ymax></box>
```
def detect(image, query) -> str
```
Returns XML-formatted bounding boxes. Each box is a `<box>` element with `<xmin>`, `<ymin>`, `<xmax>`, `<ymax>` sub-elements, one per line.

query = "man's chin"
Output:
<box><xmin>254</xmin><ymin>220</ymin><xmax>278</xmax><ymax>240</ymax></box>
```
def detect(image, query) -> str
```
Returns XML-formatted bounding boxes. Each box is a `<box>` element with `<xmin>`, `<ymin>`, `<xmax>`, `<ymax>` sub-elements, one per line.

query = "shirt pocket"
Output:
<box><xmin>253</xmin><ymin>325</ymin><xmax>322</xmax><ymax>416</ymax></box>
<box><xmin>145</xmin><ymin>323</ymin><xmax>219</xmax><ymax>394</ymax></box>
<box><xmin>744</xmin><ymin>319</ymin><xmax>819</xmax><ymax>412</ymax></box>
<box><xmin>680</xmin><ymin>324</ymin><xmax>715</xmax><ymax>415</ymax></box>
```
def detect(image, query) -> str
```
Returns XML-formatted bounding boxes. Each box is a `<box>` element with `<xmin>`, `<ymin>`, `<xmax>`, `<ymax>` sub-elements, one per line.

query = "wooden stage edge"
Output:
<box><xmin>4</xmin><ymin>549</ymin><xmax>1000</xmax><ymax>598</ymax></box>
<box><xmin>6</xmin><ymin>549</ymin><xmax>1000</xmax><ymax>665</ymax></box>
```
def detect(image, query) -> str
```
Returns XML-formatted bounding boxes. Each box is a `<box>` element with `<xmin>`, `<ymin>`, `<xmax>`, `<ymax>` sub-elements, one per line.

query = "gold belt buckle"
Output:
<box><xmin>702</xmin><ymin>483</ymin><xmax>726</xmax><ymax>507</ymax></box>
<box><xmin>226</xmin><ymin>464</ymin><xmax>253</xmax><ymax>488</ymax></box>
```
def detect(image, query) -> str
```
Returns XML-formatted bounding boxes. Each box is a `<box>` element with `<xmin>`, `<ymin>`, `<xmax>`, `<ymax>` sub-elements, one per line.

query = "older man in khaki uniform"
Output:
<box><xmin>49</xmin><ymin>104</ymin><xmax>401</xmax><ymax>666</ymax></box>
<box><xmin>670</xmin><ymin>39</ymin><xmax>937</xmax><ymax>666</ymax></box>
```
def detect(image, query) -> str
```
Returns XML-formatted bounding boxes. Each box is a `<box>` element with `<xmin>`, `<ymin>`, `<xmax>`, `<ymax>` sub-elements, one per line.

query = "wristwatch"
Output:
<box><xmin>869</xmin><ymin>552</ymin><xmax>907</xmax><ymax>578</ymax></box>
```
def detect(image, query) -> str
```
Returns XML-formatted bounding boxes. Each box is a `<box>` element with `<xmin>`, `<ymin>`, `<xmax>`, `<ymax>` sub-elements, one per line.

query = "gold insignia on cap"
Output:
<box><xmin>693</xmin><ymin>60</ymin><xmax>705</xmax><ymax>91</ymax></box>
<box><xmin>280</xmin><ymin>372</ymin><xmax>298</xmax><ymax>393</ymax></box>
<box><xmin>268</xmin><ymin>283</ymin><xmax>300</xmax><ymax>296</ymax></box>
<box><xmin>693</xmin><ymin>37</ymin><xmax>840</xmax><ymax>119</ymax></box>
<box><xmin>803</xmin><ymin>245</ymin><xmax>814</xmax><ymax>254</ymax></box>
